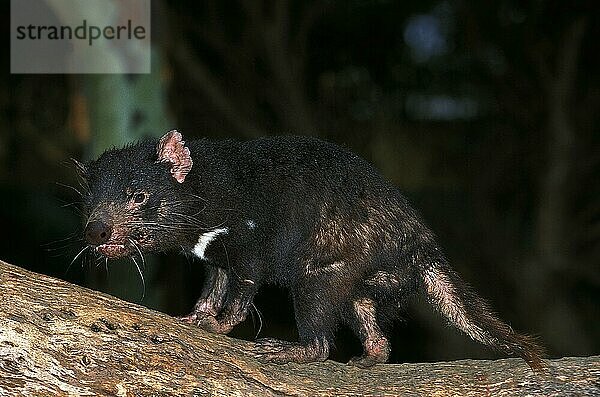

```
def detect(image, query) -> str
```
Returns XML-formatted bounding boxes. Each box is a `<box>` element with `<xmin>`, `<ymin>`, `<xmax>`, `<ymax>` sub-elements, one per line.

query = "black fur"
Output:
<box><xmin>80</xmin><ymin>131</ymin><xmax>544</xmax><ymax>370</ymax></box>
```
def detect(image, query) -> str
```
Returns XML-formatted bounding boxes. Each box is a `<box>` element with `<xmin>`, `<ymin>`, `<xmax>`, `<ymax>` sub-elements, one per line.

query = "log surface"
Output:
<box><xmin>0</xmin><ymin>260</ymin><xmax>598</xmax><ymax>396</ymax></box>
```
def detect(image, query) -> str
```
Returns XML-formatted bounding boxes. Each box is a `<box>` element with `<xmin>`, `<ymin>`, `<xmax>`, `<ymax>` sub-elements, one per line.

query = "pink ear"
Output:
<box><xmin>156</xmin><ymin>130</ymin><xmax>193</xmax><ymax>183</ymax></box>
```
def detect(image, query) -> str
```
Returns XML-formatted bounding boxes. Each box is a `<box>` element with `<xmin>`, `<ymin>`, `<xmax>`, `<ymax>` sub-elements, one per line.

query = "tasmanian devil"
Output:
<box><xmin>78</xmin><ymin>129</ymin><xmax>544</xmax><ymax>369</ymax></box>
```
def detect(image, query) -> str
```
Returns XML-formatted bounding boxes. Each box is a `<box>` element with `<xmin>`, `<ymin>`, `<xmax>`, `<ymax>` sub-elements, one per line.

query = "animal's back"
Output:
<box><xmin>228</xmin><ymin>136</ymin><xmax>420</xmax><ymax>284</ymax></box>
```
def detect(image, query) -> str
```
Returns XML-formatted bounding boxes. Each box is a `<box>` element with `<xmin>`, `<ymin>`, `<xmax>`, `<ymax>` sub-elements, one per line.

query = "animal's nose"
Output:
<box><xmin>85</xmin><ymin>221</ymin><xmax>112</xmax><ymax>245</ymax></box>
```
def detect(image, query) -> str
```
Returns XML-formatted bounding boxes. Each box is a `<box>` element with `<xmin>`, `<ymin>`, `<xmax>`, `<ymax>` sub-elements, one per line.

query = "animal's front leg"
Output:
<box><xmin>198</xmin><ymin>277</ymin><xmax>258</xmax><ymax>334</ymax></box>
<box><xmin>178</xmin><ymin>265</ymin><xmax>228</xmax><ymax>324</ymax></box>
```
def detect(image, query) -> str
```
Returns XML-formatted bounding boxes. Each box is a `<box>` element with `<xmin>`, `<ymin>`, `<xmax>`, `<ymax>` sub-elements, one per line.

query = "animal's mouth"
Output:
<box><xmin>96</xmin><ymin>243</ymin><xmax>130</xmax><ymax>258</ymax></box>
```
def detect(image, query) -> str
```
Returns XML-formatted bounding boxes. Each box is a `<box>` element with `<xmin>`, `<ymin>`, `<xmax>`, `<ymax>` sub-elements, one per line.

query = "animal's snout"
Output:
<box><xmin>85</xmin><ymin>221</ymin><xmax>112</xmax><ymax>245</ymax></box>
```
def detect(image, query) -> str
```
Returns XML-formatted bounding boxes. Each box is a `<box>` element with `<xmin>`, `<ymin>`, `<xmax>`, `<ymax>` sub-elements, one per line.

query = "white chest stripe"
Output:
<box><xmin>192</xmin><ymin>228</ymin><xmax>229</xmax><ymax>260</ymax></box>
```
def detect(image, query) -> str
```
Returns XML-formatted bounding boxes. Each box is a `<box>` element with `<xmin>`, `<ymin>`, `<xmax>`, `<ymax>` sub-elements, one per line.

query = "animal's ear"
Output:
<box><xmin>71</xmin><ymin>158</ymin><xmax>87</xmax><ymax>179</ymax></box>
<box><xmin>156</xmin><ymin>129</ymin><xmax>193</xmax><ymax>183</ymax></box>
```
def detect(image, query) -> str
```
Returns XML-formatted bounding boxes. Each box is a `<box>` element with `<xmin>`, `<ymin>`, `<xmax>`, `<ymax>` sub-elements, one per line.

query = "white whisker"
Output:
<box><xmin>131</xmin><ymin>256</ymin><xmax>146</xmax><ymax>301</ymax></box>
<box><xmin>65</xmin><ymin>246</ymin><xmax>89</xmax><ymax>276</ymax></box>
<box><xmin>251</xmin><ymin>302</ymin><xmax>263</xmax><ymax>339</ymax></box>
<box><xmin>129</xmin><ymin>239</ymin><xmax>146</xmax><ymax>270</ymax></box>
<box><xmin>55</xmin><ymin>181</ymin><xmax>82</xmax><ymax>197</ymax></box>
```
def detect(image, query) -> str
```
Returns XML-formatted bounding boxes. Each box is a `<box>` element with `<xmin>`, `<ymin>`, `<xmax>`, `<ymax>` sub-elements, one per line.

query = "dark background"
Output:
<box><xmin>1</xmin><ymin>0</ymin><xmax>598</xmax><ymax>364</ymax></box>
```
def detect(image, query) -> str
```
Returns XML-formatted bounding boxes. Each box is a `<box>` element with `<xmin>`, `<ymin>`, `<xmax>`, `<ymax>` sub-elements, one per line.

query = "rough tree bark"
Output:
<box><xmin>0</xmin><ymin>260</ymin><xmax>598</xmax><ymax>396</ymax></box>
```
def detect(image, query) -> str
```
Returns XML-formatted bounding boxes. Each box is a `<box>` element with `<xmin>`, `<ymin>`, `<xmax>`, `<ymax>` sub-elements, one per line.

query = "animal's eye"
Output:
<box><xmin>133</xmin><ymin>192</ymin><xmax>147</xmax><ymax>204</ymax></box>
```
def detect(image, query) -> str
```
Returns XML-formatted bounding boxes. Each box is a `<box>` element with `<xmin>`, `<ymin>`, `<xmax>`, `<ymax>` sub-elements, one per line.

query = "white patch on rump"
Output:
<box><xmin>246</xmin><ymin>219</ymin><xmax>257</xmax><ymax>230</ymax></box>
<box><xmin>192</xmin><ymin>228</ymin><xmax>229</xmax><ymax>260</ymax></box>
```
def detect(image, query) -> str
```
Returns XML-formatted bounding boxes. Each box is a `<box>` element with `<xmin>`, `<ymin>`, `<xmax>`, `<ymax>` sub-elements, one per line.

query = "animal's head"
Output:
<box><xmin>78</xmin><ymin>130</ymin><xmax>201</xmax><ymax>258</ymax></box>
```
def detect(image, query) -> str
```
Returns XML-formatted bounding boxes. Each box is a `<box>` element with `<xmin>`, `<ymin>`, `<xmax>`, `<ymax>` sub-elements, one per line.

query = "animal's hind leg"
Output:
<box><xmin>347</xmin><ymin>297</ymin><xmax>390</xmax><ymax>368</ymax></box>
<box><xmin>253</xmin><ymin>282</ymin><xmax>335</xmax><ymax>364</ymax></box>
<box><xmin>253</xmin><ymin>336</ymin><xmax>330</xmax><ymax>364</ymax></box>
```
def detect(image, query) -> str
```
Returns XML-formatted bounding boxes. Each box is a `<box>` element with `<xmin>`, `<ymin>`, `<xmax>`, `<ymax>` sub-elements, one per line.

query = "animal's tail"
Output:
<box><xmin>420</xmin><ymin>260</ymin><xmax>545</xmax><ymax>371</ymax></box>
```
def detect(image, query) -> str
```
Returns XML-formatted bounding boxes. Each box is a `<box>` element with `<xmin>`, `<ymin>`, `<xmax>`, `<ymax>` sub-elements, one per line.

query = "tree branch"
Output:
<box><xmin>0</xmin><ymin>260</ymin><xmax>598</xmax><ymax>396</ymax></box>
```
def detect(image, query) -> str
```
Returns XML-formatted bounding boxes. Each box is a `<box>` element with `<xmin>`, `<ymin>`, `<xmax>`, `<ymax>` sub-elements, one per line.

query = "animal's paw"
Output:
<box><xmin>347</xmin><ymin>355</ymin><xmax>384</xmax><ymax>369</ymax></box>
<box><xmin>197</xmin><ymin>315</ymin><xmax>234</xmax><ymax>334</ymax></box>
<box><xmin>176</xmin><ymin>313</ymin><xmax>201</xmax><ymax>324</ymax></box>
<box><xmin>177</xmin><ymin>311</ymin><xmax>235</xmax><ymax>334</ymax></box>
<box><xmin>253</xmin><ymin>338</ymin><xmax>297</xmax><ymax>364</ymax></box>
<box><xmin>253</xmin><ymin>338</ymin><xmax>329</xmax><ymax>364</ymax></box>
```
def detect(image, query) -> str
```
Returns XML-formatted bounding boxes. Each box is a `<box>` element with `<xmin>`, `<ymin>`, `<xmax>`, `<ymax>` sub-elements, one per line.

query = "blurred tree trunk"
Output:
<box><xmin>165</xmin><ymin>0</ymin><xmax>329</xmax><ymax>137</ymax></box>
<box><xmin>458</xmin><ymin>3</ymin><xmax>595</xmax><ymax>355</ymax></box>
<box><xmin>535</xmin><ymin>17</ymin><xmax>587</xmax><ymax>271</ymax></box>
<box><xmin>47</xmin><ymin>0</ymin><xmax>175</xmax><ymax>314</ymax></box>
<box><xmin>1</xmin><ymin>260</ymin><xmax>599</xmax><ymax>396</ymax></box>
